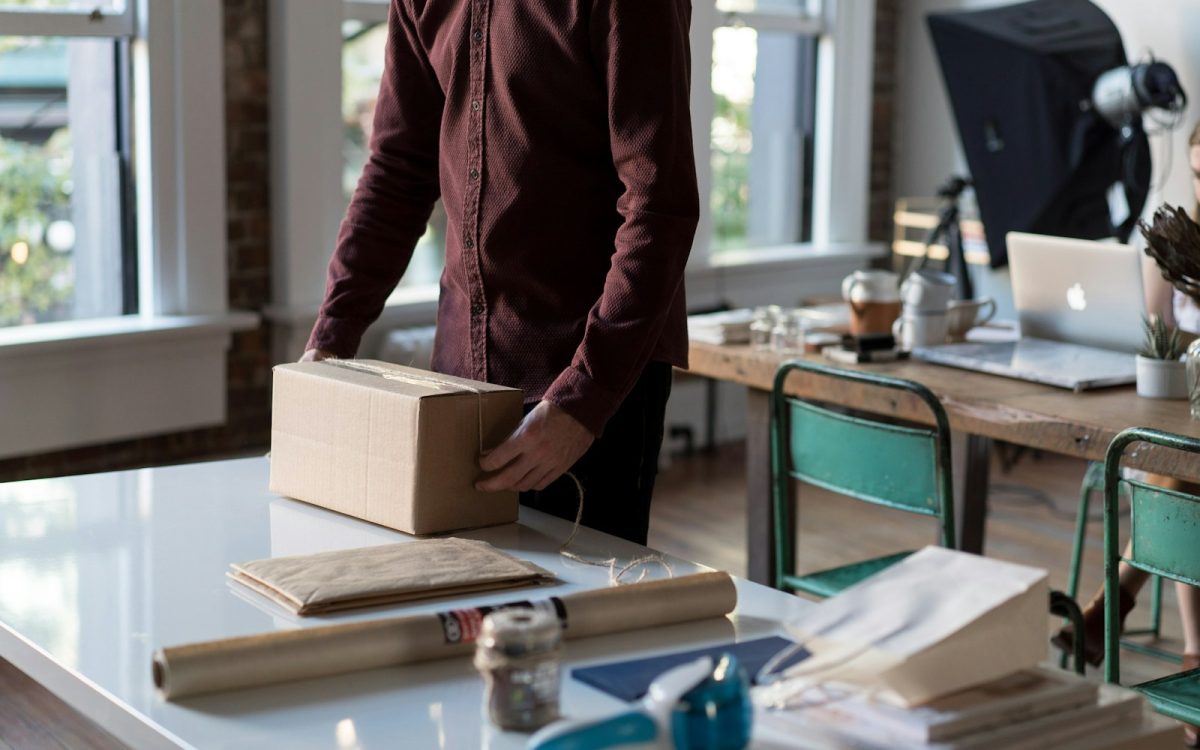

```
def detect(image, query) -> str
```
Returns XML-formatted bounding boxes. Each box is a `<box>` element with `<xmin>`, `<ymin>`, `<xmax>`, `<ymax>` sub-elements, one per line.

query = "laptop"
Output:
<box><xmin>914</xmin><ymin>232</ymin><xmax>1144</xmax><ymax>391</ymax></box>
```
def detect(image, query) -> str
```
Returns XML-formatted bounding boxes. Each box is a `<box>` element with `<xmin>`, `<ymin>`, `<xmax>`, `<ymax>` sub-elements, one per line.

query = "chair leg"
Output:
<box><xmin>1060</xmin><ymin>464</ymin><xmax>1097</xmax><ymax>669</ymax></box>
<box><xmin>1150</xmin><ymin>575</ymin><xmax>1163</xmax><ymax>638</ymax></box>
<box><xmin>1050</xmin><ymin>590</ymin><xmax>1087</xmax><ymax>676</ymax></box>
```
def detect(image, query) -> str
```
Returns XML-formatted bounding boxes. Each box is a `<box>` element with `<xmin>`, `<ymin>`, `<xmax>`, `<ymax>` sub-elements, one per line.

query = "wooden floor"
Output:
<box><xmin>1</xmin><ymin>443</ymin><xmax>1191</xmax><ymax>747</ymax></box>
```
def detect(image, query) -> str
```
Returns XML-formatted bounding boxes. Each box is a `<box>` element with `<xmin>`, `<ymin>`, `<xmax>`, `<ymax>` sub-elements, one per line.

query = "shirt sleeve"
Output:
<box><xmin>306</xmin><ymin>0</ymin><xmax>444</xmax><ymax>357</ymax></box>
<box><xmin>542</xmin><ymin>0</ymin><xmax>699</xmax><ymax>435</ymax></box>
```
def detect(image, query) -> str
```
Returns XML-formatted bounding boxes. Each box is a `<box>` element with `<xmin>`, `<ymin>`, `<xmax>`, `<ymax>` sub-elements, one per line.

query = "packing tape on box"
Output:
<box><xmin>323</xmin><ymin>359</ymin><xmax>490</xmax><ymax>452</ymax></box>
<box><xmin>152</xmin><ymin>571</ymin><xmax>737</xmax><ymax>701</ymax></box>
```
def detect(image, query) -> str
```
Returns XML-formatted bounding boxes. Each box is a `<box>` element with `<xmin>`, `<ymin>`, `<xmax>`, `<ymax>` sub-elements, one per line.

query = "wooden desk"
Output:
<box><xmin>687</xmin><ymin>341</ymin><xmax>1200</xmax><ymax>585</ymax></box>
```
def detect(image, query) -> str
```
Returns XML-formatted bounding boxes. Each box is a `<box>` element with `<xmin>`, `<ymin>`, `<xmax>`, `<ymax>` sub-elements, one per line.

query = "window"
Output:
<box><xmin>0</xmin><ymin>2</ymin><xmax>136</xmax><ymax>328</ymax></box>
<box><xmin>703</xmin><ymin>2</ymin><xmax>822</xmax><ymax>256</ymax></box>
<box><xmin>342</xmin><ymin>7</ymin><xmax>444</xmax><ymax>291</ymax></box>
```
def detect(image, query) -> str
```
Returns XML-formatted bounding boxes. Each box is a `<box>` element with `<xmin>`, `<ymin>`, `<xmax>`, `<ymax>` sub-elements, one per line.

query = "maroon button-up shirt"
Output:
<box><xmin>307</xmin><ymin>0</ymin><xmax>699</xmax><ymax>435</ymax></box>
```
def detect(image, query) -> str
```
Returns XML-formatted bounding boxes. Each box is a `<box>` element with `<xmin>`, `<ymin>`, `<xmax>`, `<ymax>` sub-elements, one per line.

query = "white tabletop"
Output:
<box><xmin>0</xmin><ymin>457</ymin><xmax>811</xmax><ymax>750</ymax></box>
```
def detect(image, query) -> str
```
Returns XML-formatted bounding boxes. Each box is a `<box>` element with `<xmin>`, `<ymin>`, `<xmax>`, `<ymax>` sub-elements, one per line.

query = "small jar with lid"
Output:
<box><xmin>474</xmin><ymin>606</ymin><xmax>563</xmax><ymax>732</ymax></box>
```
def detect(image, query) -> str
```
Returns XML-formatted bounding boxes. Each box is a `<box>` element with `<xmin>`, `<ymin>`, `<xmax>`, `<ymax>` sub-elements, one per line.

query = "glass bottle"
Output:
<box><xmin>1187</xmin><ymin>339</ymin><xmax>1200</xmax><ymax>419</ymax></box>
<box><xmin>770</xmin><ymin>310</ymin><xmax>807</xmax><ymax>354</ymax></box>
<box><xmin>749</xmin><ymin>307</ymin><xmax>774</xmax><ymax>350</ymax></box>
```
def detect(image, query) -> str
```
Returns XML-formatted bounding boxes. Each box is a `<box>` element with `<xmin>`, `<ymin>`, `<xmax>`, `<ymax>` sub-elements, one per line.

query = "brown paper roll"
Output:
<box><xmin>154</xmin><ymin>571</ymin><xmax>737</xmax><ymax>700</ymax></box>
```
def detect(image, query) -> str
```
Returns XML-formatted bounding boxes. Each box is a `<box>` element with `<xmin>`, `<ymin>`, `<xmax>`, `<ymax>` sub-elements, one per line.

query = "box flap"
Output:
<box><xmin>274</xmin><ymin>360</ymin><xmax>519</xmax><ymax>400</ymax></box>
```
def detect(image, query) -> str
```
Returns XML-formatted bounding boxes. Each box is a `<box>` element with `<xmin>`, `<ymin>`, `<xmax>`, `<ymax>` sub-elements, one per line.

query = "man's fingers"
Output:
<box><xmin>476</xmin><ymin>453</ymin><xmax>536</xmax><ymax>492</ymax></box>
<box><xmin>479</xmin><ymin>432</ymin><xmax>525</xmax><ymax>472</ymax></box>
<box><xmin>530</xmin><ymin>467</ymin><xmax>563</xmax><ymax>492</ymax></box>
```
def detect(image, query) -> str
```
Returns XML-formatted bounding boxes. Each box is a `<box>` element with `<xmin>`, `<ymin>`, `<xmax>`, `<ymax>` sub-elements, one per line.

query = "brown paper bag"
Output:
<box><xmin>229</xmin><ymin>538</ymin><xmax>556</xmax><ymax>615</ymax></box>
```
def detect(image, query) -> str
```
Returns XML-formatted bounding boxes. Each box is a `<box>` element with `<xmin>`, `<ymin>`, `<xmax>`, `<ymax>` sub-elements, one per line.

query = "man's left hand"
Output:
<box><xmin>476</xmin><ymin>401</ymin><xmax>594</xmax><ymax>493</ymax></box>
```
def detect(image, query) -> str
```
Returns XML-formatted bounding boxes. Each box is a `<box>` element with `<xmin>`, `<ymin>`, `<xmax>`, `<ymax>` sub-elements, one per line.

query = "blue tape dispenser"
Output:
<box><xmin>527</xmin><ymin>653</ymin><xmax>752</xmax><ymax>750</ymax></box>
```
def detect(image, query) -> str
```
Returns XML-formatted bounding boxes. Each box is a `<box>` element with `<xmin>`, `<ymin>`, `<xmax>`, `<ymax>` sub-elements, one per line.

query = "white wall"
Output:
<box><xmin>893</xmin><ymin>0</ymin><xmax>1200</xmax><ymax>315</ymax></box>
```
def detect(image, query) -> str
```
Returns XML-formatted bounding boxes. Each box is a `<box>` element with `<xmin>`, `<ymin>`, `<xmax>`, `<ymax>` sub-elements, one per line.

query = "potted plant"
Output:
<box><xmin>1136</xmin><ymin>315</ymin><xmax>1187</xmax><ymax>399</ymax></box>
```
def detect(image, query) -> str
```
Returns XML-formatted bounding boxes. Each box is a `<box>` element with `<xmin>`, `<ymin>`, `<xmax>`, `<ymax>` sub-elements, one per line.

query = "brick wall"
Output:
<box><xmin>869</xmin><ymin>0</ymin><xmax>899</xmax><ymax>243</ymax></box>
<box><xmin>0</xmin><ymin>0</ymin><xmax>273</xmax><ymax>482</ymax></box>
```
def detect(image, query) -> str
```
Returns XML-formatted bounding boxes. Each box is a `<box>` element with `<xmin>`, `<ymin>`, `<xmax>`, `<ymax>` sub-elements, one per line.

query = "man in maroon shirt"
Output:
<box><xmin>303</xmin><ymin>0</ymin><xmax>698</xmax><ymax>544</ymax></box>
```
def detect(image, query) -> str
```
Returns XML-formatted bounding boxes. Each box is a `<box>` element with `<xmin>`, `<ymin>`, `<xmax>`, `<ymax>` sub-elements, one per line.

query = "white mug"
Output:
<box><xmin>946</xmin><ymin>297</ymin><xmax>997</xmax><ymax>342</ymax></box>
<box><xmin>842</xmin><ymin>270</ymin><xmax>900</xmax><ymax>304</ymax></box>
<box><xmin>900</xmin><ymin>270</ymin><xmax>956</xmax><ymax>312</ymax></box>
<box><xmin>893</xmin><ymin>311</ymin><xmax>949</xmax><ymax>351</ymax></box>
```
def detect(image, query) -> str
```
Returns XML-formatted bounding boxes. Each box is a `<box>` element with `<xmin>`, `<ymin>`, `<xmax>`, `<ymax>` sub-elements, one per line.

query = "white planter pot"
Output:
<box><xmin>1136</xmin><ymin>355</ymin><xmax>1188</xmax><ymax>399</ymax></box>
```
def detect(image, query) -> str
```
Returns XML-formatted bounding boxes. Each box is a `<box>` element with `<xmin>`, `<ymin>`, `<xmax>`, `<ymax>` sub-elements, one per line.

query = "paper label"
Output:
<box><xmin>438</xmin><ymin>598</ymin><xmax>568</xmax><ymax>644</ymax></box>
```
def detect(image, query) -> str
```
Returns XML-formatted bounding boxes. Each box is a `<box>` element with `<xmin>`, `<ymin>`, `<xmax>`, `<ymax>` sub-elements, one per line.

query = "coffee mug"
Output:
<box><xmin>946</xmin><ymin>297</ymin><xmax>997</xmax><ymax>342</ymax></box>
<box><xmin>900</xmin><ymin>270</ymin><xmax>956</xmax><ymax>312</ymax></box>
<box><xmin>842</xmin><ymin>269</ymin><xmax>900</xmax><ymax>305</ymax></box>
<box><xmin>892</xmin><ymin>311</ymin><xmax>949</xmax><ymax>351</ymax></box>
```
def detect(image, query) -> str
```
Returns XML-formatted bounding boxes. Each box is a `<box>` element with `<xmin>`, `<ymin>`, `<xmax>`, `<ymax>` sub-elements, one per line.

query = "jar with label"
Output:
<box><xmin>474</xmin><ymin>606</ymin><xmax>563</xmax><ymax>732</ymax></box>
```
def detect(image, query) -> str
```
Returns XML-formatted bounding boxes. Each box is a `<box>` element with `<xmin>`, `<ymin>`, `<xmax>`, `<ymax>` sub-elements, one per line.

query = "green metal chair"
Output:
<box><xmin>1102</xmin><ymin>427</ymin><xmax>1200</xmax><ymax>726</ymax></box>
<box><xmin>770</xmin><ymin>359</ymin><xmax>1087</xmax><ymax>676</ymax></box>
<box><xmin>1062</xmin><ymin>462</ymin><xmax>1174</xmax><ymax>668</ymax></box>
<box><xmin>769</xmin><ymin>360</ymin><xmax>957</xmax><ymax>598</ymax></box>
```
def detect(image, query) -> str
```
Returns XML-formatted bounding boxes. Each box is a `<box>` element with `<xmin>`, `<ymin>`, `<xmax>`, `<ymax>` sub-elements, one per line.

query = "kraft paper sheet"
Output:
<box><xmin>154</xmin><ymin>571</ymin><xmax>737</xmax><ymax>700</ymax></box>
<box><xmin>229</xmin><ymin>538</ymin><xmax>555</xmax><ymax>615</ymax></box>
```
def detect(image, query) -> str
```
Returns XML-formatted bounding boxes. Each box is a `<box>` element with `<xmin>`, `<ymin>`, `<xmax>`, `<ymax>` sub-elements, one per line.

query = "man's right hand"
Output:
<box><xmin>300</xmin><ymin>349</ymin><xmax>336</xmax><ymax>362</ymax></box>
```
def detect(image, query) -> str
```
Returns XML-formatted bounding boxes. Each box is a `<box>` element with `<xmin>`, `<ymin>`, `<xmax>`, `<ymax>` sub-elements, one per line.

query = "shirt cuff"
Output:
<box><xmin>305</xmin><ymin>316</ymin><xmax>368</xmax><ymax>359</ymax></box>
<box><xmin>541</xmin><ymin>365</ymin><xmax>623</xmax><ymax>437</ymax></box>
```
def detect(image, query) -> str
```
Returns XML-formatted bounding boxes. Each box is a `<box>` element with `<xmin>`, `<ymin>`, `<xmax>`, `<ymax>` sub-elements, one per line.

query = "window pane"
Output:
<box><xmin>342</xmin><ymin>21</ymin><xmax>444</xmax><ymax>291</ymax></box>
<box><xmin>0</xmin><ymin>36</ymin><xmax>129</xmax><ymax>327</ymax></box>
<box><xmin>716</xmin><ymin>0</ymin><xmax>820</xmax><ymax>16</ymax></box>
<box><xmin>710</xmin><ymin>27</ymin><xmax>817</xmax><ymax>254</ymax></box>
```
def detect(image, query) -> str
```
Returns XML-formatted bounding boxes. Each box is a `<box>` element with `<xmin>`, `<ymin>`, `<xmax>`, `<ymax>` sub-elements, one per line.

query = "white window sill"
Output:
<box><xmin>0</xmin><ymin>313</ymin><xmax>260</xmax><ymax>359</ymax></box>
<box><xmin>0</xmin><ymin>312</ymin><xmax>260</xmax><ymax>460</ymax></box>
<box><xmin>692</xmin><ymin>241</ymin><xmax>886</xmax><ymax>279</ymax></box>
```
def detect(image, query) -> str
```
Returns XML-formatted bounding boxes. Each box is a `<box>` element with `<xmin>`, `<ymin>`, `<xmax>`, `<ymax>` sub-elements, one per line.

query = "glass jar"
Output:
<box><xmin>770</xmin><ymin>310</ymin><xmax>807</xmax><ymax>354</ymax></box>
<box><xmin>1187</xmin><ymin>339</ymin><xmax>1200</xmax><ymax>419</ymax></box>
<box><xmin>750</xmin><ymin>305</ymin><xmax>783</xmax><ymax>350</ymax></box>
<box><xmin>474</xmin><ymin>606</ymin><xmax>563</xmax><ymax>732</ymax></box>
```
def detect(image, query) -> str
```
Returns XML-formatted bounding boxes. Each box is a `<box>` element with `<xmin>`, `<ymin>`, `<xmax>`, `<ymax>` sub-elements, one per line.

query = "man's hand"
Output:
<box><xmin>300</xmin><ymin>348</ymin><xmax>336</xmax><ymax>362</ymax></box>
<box><xmin>476</xmin><ymin>401</ymin><xmax>594</xmax><ymax>493</ymax></box>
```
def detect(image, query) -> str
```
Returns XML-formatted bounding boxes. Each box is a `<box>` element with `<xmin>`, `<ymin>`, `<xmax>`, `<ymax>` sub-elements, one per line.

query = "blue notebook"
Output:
<box><xmin>571</xmin><ymin>636</ymin><xmax>808</xmax><ymax>702</ymax></box>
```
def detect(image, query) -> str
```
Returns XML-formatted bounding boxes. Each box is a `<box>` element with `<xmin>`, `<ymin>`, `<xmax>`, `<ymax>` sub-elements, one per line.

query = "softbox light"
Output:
<box><xmin>928</xmin><ymin>0</ymin><xmax>1149</xmax><ymax>268</ymax></box>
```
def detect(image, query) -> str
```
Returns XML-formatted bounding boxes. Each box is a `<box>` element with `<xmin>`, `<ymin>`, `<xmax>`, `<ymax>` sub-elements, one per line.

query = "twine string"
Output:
<box><xmin>557</xmin><ymin>472</ymin><xmax>673</xmax><ymax>586</ymax></box>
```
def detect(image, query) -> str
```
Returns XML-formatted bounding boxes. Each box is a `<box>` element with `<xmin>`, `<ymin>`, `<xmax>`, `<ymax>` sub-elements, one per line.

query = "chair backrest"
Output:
<box><xmin>770</xmin><ymin>360</ymin><xmax>956</xmax><ymax>550</ymax></box>
<box><xmin>1103</xmin><ymin>427</ymin><xmax>1200</xmax><ymax>683</ymax></box>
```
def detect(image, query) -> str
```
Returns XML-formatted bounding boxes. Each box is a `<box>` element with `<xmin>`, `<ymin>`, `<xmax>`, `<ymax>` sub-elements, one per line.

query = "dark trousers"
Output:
<box><xmin>520</xmin><ymin>362</ymin><xmax>673</xmax><ymax>546</ymax></box>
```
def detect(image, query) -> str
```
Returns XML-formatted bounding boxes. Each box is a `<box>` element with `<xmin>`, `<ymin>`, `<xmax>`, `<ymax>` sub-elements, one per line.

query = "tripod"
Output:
<box><xmin>916</xmin><ymin>175</ymin><xmax>975</xmax><ymax>301</ymax></box>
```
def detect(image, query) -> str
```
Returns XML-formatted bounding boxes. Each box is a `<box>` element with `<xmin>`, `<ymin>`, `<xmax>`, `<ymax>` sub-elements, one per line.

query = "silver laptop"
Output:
<box><xmin>914</xmin><ymin>232</ymin><xmax>1144</xmax><ymax>391</ymax></box>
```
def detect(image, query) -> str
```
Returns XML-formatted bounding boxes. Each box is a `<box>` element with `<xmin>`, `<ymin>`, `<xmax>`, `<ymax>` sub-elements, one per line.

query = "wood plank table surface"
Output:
<box><xmin>687</xmin><ymin>341</ymin><xmax>1200</xmax><ymax>585</ymax></box>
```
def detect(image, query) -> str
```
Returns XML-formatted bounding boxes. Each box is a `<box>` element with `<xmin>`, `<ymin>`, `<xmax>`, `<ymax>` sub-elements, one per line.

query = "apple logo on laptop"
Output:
<box><xmin>1067</xmin><ymin>283</ymin><xmax>1087</xmax><ymax>311</ymax></box>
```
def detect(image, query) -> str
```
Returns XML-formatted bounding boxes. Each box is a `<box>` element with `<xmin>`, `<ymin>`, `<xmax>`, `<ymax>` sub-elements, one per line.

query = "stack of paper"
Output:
<box><xmin>758</xmin><ymin>666</ymin><xmax>1143</xmax><ymax>750</ymax></box>
<box><xmin>687</xmin><ymin>309</ymin><xmax>756</xmax><ymax>344</ymax></box>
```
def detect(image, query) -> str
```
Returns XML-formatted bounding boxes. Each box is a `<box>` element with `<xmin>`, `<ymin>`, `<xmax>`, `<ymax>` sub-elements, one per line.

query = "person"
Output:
<box><xmin>1053</xmin><ymin>120</ymin><xmax>1200</xmax><ymax>748</ymax></box>
<box><xmin>301</xmin><ymin>1</ymin><xmax>699</xmax><ymax>547</ymax></box>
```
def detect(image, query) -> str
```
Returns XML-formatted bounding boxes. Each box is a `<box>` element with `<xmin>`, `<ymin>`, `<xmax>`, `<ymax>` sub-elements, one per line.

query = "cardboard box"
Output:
<box><xmin>270</xmin><ymin>360</ymin><xmax>523</xmax><ymax>535</ymax></box>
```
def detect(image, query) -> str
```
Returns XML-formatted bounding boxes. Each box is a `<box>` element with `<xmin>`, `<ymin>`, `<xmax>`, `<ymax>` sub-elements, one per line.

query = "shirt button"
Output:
<box><xmin>465</xmin><ymin>239</ymin><xmax>475</xmax><ymax>249</ymax></box>
<box><xmin>471</xmin><ymin>303</ymin><xmax>484</xmax><ymax>316</ymax></box>
<box><xmin>472</xmin><ymin>30</ymin><xmax>483</xmax><ymax>42</ymax></box>
<box><xmin>471</xmin><ymin>100</ymin><xmax>481</xmax><ymax>112</ymax></box>
<box><xmin>469</xmin><ymin>168</ymin><xmax>480</xmax><ymax>180</ymax></box>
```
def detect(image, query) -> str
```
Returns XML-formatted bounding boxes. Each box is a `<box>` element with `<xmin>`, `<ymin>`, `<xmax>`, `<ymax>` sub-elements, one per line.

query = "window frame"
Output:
<box><xmin>0</xmin><ymin>0</ymin><xmax>257</xmax><ymax>458</ymax></box>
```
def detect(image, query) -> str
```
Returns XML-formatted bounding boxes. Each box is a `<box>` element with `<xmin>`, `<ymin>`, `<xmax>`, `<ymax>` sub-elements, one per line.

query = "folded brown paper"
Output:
<box><xmin>154</xmin><ymin>571</ymin><xmax>737</xmax><ymax>700</ymax></box>
<box><xmin>229</xmin><ymin>538</ymin><xmax>556</xmax><ymax>615</ymax></box>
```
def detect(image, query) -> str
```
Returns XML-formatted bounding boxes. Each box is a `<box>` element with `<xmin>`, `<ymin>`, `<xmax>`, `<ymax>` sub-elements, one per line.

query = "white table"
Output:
<box><xmin>0</xmin><ymin>458</ymin><xmax>1181</xmax><ymax>749</ymax></box>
